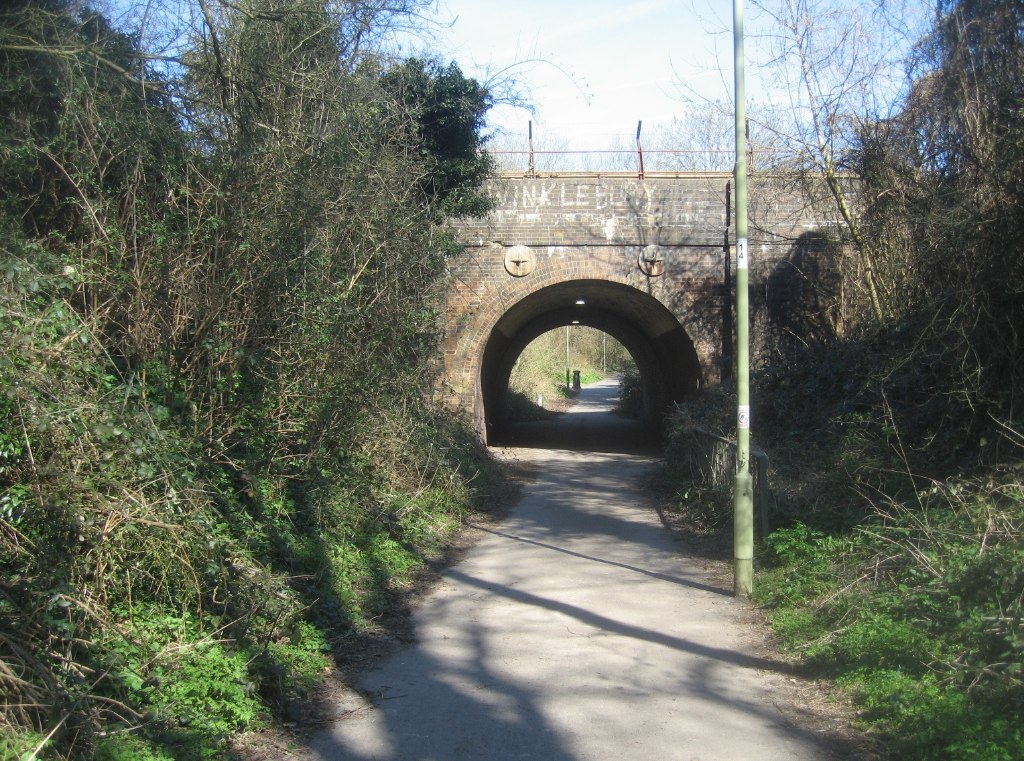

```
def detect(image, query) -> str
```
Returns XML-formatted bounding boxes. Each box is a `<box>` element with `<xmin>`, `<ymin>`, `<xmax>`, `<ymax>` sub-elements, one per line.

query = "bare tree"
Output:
<box><xmin>746</xmin><ymin>0</ymin><xmax>929</xmax><ymax>321</ymax></box>
<box><xmin>670</xmin><ymin>1</ymin><xmax>927</xmax><ymax>321</ymax></box>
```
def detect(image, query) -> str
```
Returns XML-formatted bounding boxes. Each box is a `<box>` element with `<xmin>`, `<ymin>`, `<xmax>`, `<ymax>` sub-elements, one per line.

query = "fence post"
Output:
<box><xmin>680</xmin><ymin>427</ymin><xmax>770</xmax><ymax>541</ymax></box>
<box><xmin>636</xmin><ymin>120</ymin><xmax>645</xmax><ymax>180</ymax></box>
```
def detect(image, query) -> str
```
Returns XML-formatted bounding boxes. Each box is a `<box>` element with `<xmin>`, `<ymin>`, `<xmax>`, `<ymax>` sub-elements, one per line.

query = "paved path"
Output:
<box><xmin>310</xmin><ymin>379</ymin><xmax>844</xmax><ymax>760</ymax></box>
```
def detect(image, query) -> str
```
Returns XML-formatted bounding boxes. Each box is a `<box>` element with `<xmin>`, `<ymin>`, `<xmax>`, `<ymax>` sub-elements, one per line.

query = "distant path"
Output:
<box><xmin>309</xmin><ymin>379</ymin><xmax>851</xmax><ymax>760</ymax></box>
<box><xmin>497</xmin><ymin>375</ymin><xmax>661</xmax><ymax>454</ymax></box>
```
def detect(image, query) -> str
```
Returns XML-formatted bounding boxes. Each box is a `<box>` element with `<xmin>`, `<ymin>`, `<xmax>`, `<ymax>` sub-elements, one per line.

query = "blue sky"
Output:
<box><xmin>104</xmin><ymin>0</ymin><xmax>735</xmax><ymax>150</ymax></box>
<box><xmin>102</xmin><ymin>0</ymin><xmax>926</xmax><ymax>155</ymax></box>
<box><xmin>406</xmin><ymin>0</ymin><xmax>735</xmax><ymax>148</ymax></box>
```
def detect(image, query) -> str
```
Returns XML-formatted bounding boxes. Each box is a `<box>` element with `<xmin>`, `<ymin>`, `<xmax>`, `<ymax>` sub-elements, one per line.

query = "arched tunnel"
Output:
<box><xmin>479</xmin><ymin>279</ymin><xmax>704</xmax><ymax>444</ymax></box>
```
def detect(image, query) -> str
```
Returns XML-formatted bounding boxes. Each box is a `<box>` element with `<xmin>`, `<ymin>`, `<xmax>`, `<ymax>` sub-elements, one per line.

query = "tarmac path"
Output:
<box><xmin>309</xmin><ymin>379</ymin><xmax>850</xmax><ymax>761</ymax></box>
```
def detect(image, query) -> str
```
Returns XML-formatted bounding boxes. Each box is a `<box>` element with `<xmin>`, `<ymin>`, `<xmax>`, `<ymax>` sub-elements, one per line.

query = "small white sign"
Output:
<box><xmin>737</xmin><ymin>405</ymin><xmax>751</xmax><ymax>430</ymax></box>
<box><xmin>737</xmin><ymin>238</ymin><xmax>748</xmax><ymax>270</ymax></box>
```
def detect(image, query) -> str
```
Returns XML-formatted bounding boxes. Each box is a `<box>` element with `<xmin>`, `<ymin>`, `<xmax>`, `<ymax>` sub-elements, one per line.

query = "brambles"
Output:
<box><xmin>662</xmin><ymin>4</ymin><xmax>1023</xmax><ymax>753</ymax></box>
<box><xmin>0</xmin><ymin>0</ymin><xmax>500</xmax><ymax>757</ymax></box>
<box><xmin>668</xmin><ymin>386</ymin><xmax>1023</xmax><ymax>759</ymax></box>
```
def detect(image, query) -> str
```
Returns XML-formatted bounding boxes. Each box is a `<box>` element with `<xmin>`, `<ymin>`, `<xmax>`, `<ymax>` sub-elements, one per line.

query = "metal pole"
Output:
<box><xmin>528</xmin><ymin>120</ymin><xmax>536</xmax><ymax>177</ymax></box>
<box><xmin>722</xmin><ymin>181</ymin><xmax>734</xmax><ymax>382</ymax></box>
<box><xmin>635</xmin><ymin>120</ymin><xmax>645</xmax><ymax>180</ymax></box>
<box><xmin>733</xmin><ymin>0</ymin><xmax>754</xmax><ymax>597</ymax></box>
<box><xmin>566</xmin><ymin>325</ymin><xmax>571</xmax><ymax>390</ymax></box>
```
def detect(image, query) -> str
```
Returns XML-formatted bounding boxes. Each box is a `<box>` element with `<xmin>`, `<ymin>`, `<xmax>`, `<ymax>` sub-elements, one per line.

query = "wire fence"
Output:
<box><xmin>486</xmin><ymin>147</ymin><xmax>745</xmax><ymax>177</ymax></box>
<box><xmin>486</xmin><ymin>149</ymin><xmax>736</xmax><ymax>176</ymax></box>
<box><xmin>486</xmin><ymin>119</ymin><xmax>764</xmax><ymax>176</ymax></box>
<box><xmin>674</xmin><ymin>426</ymin><xmax>771</xmax><ymax>536</ymax></box>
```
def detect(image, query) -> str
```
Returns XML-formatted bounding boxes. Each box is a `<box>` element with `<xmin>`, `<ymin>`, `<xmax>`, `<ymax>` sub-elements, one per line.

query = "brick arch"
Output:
<box><xmin>444</xmin><ymin>253</ymin><xmax>706</xmax><ymax>441</ymax></box>
<box><xmin>443</xmin><ymin>173</ymin><xmax>834</xmax><ymax>441</ymax></box>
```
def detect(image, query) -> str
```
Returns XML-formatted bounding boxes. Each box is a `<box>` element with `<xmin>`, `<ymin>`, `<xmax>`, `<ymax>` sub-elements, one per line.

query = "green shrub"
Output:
<box><xmin>761</xmin><ymin>522</ymin><xmax>831</xmax><ymax>566</ymax></box>
<box><xmin>832</xmin><ymin>612</ymin><xmax>941</xmax><ymax>671</ymax></box>
<box><xmin>258</xmin><ymin>621</ymin><xmax>332</xmax><ymax>692</ymax></box>
<box><xmin>617</xmin><ymin>370</ymin><xmax>643</xmax><ymax>417</ymax></box>
<box><xmin>505</xmin><ymin>388</ymin><xmax>559</xmax><ymax>422</ymax></box>
<box><xmin>0</xmin><ymin>3</ymin><xmax>506</xmax><ymax>756</ymax></box>
<box><xmin>147</xmin><ymin>642</ymin><xmax>262</xmax><ymax>737</ymax></box>
<box><xmin>94</xmin><ymin>735</ymin><xmax>175</xmax><ymax>761</ymax></box>
<box><xmin>0</xmin><ymin>730</ymin><xmax>48</xmax><ymax>761</ymax></box>
<box><xmin>844</xmin><ymin>669</ymin><xmax>1024</xmax><ymax>761</ymax></box>
<box><xmin>750</xmin><ymin>480</ymin><xmax>1024</xmax><ymax>760</ymax></box>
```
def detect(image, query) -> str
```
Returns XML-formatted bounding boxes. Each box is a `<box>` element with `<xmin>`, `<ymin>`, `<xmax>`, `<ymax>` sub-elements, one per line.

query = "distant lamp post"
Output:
<box><xmin>565</xmin><ymin>325</ymin><xmax>571</xmax><ymax>390</ymax></box>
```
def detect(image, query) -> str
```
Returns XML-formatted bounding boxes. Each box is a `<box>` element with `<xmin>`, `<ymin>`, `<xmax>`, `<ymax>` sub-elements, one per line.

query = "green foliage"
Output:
<box><xmin>757</xmin><ymin>524</ymin><xmax>859</xmax><ymax>609</ymax></box>
<box><xmin>1</xmin><ymin>731</ymin><xmax>49</xmax><ymax>761</ymax></box>
<box><xmin>750</xmin><ymin>480</ymin><xmax>1024</xmax><ymax>759</ymax></box>
<box><xmin>150</xmin><ymin>642</ymin><xmax>262</xmax><ymax>736</ymax></box>
<box><xmin>380</xmin><ymin>57</ymin><xmax>495</xmax><ymax>217</ymax></box>
<box><xmin>94</xmin><ymin>735</ymin><xmax>175</xmax><ymax>761</ymax></box>
<box><xmin>0</xmin><ymin>0</ymin><xmax>501</xmax><ymax>758</ymax></box>
<box><xmin>503</xmin><ymin>389</ymin><xmax>561</xmax><ymax>422</ymax></box>
<box><xmin>670</xmin><ymin>285</ymin><xmax>1022</xmax><ymax>761</ymax></box>
<box><xmin>97</xmin><ymin>610</ymin><xmax>265</xmax><ymax>755</ymax></box>
<box><xmin>316</xmin><ymin>479</ymin><xmax>471</xmax><ymax>630</ymax></box>
<box><xmin>761</xmin><ymin>523</ymin><xmax>830</xmax><ymax>566</ymax></box>
<box><xmin>617</xmin><ymin>369</ymin><xmax>643</xmax><ymax>417</ymax></box>
<box><xmin>663</xmin><ymin>2</ymin><xmax>1024</xmax><ymax>757</ymax></box>
<box><xmin>256</xmin><ymin>620</ymin><xmax>332</xmax><ymax>692</ymax></box>
<box><xmin>506</xmin><ymin>327</ymin><xmax>635</xmax><ymax>419</ymax></box>
<box><xmin>842</xmin><ymin>669</ymin><xmax>1023</xmax><ymax>761</ymax></box>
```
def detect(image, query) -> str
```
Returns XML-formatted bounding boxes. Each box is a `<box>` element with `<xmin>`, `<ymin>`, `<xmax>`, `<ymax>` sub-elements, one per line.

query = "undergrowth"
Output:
<box><xmin>754</xmin><ymin>476</ymin><xmax>1024</xmax><ymax>760</ymax></box>
<box><xmin>665</xmin><ymin>340</ymin><xmax>1023</xmax><ymax>759</ymax></box>
<box><xmin>0</xmin><ymin>240</ymin><xmax>505</xmax><ymax>759</ymax></box>
<box><xmin>0</xmin><ymin>2</ymin><xmax>504</xmax><ymax>756</ymax></box>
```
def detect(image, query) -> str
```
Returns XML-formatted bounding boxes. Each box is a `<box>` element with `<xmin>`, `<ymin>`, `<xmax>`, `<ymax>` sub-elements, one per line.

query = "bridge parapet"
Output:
<box><xmin>443</xmin><ymin>173</ymin><xmax>841</xmax><ymax>439</ymax></box>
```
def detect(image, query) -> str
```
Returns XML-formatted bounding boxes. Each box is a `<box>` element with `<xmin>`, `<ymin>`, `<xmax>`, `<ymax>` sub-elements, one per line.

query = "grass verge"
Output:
<box><xmin>664</xmin><ymin>379</ymin><xmax>1023</xmax><ymax>760</ymax></box>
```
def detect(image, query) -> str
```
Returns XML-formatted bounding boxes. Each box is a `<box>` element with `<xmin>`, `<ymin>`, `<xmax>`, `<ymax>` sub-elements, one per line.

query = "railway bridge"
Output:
<box><xmin>443</xmin><ymin>171</ymin><xmax>840</xmax><ymax>443</ymax></box>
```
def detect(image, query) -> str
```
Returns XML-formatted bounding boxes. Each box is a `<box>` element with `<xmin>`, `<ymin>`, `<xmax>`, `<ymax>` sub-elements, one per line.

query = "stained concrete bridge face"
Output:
<box><xmin>444</xmin><ymin>173</ymin><xmax>834</xmax><ymax>442</ymax></box>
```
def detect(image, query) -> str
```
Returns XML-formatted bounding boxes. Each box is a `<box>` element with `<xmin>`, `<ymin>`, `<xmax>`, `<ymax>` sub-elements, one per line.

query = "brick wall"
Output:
<box><xmin>443</xmin><ymin>173</ymin><xmax>838</xmax><ymax>435</ymax></box>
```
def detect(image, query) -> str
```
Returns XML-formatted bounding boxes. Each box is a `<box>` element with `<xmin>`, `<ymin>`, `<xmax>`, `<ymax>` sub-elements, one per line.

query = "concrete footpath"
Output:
<box><xmin>309</xmin><ymin>379</ymin><xmax>850</xmax><ymax>761</ymax></box>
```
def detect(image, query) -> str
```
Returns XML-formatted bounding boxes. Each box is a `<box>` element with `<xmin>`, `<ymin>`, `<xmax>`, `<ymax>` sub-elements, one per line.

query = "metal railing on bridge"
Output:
<box><xmin>487</xmin><ymin>119</ymin><xmax>755</xmax><ymax>178</ymax></box>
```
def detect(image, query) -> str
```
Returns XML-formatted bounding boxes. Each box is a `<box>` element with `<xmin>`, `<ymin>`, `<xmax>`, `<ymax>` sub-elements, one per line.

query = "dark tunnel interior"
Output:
<box><xmin>479</xmin><ymin>280</ymin><xmax>703</xmax><ymax>445</ymax></box>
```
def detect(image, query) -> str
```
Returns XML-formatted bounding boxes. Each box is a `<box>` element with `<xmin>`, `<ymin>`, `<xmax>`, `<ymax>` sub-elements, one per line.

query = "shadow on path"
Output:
<box><xmin>493</xmin><ymin>378</ymin><xmax>662</xmax><ymax>455</ymax></box>
<box><xmin>308</xmin><ymin>379</ymin><xmax>855</xmax><ymax>761</ymax></box>
<box><xmin>468</xmin><ymin>524</ymin><xmax>733</xmax><ymax>598</ymax></box>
